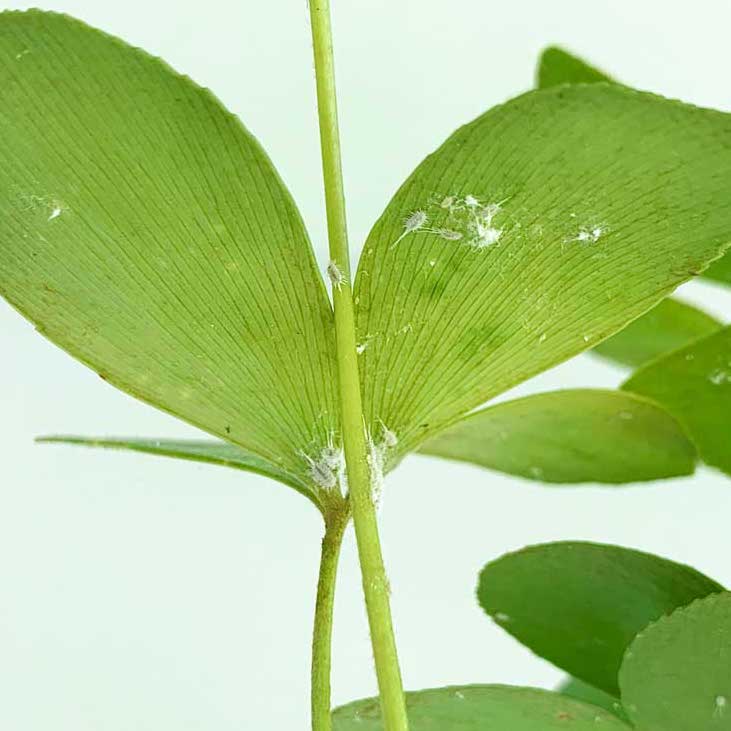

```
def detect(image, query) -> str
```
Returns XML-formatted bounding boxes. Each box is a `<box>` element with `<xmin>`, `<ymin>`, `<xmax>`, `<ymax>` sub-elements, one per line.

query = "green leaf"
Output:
<box><xmin>623</xmin><ymin>326</ymin><xmax>731</xmax><ymax>476</ymax></box>
<box><xmin>619</xmin><ymin>592</ymin><xmax>731</xmax><ymax>731</ymax></box>
<box><xmin>354</xmin><ymin>83</ymin><xmax>731</xmax><ymax>459</ymax></box>
<box><xmin>477</xmin><ymin>541</ymin><xmax>723</xmax><ymax>696</ymax></box>
<box><xmin>419</xmin><ymin>388</ymin><xmax>696</xmax><ymax>484</ymax></box>
<box><xmin>592</xmin><ymin>299</ymin><xmax>722</xmax><ymax>368</ymax></box>
<box><xmin>0</xmin><ymin>11</ymin><xmax>341</xmax><ymax>509</ymax></box>
<box><xmin>36</xmin><ymin>435</ymin><xmax>313</xmax><ymax>500</ymax></box>
<box><xmin>536</xmin><ymin>44</ymin><xmax>731</xmax><ymax>289</ymax></box>
<box><xmin>536</xmin><ymin>46</ymin><xmax>612</xmax><ymax>88</ymax></box>
<box><xmin>558</xmin><ymin>678</ymin><xmax>629</xmax><ymax>723</ymax></box>
<box><xmin>332</xmin><ymin>685</ymin><xmax>631</xmax><ymax>730</ymax></box>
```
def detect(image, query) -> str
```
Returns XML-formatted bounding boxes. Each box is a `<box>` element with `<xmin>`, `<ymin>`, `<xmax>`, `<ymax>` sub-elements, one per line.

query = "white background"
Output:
<box><xmin>1</xmin><ymin>1</ymin><xmax>730</xmax><ymax>728</ymax></box>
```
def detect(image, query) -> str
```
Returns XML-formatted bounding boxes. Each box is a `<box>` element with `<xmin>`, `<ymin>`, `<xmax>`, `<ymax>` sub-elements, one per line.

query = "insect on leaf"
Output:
<box><xmin>536</xmin><ymin>43</ymin><xmax>731</xmax><ymax>289</ymax></box>
<box><xmin>0</xmin><ymin>11</ymin><xmax>341</xmax><ymax>510</ymax></box>
<box><xmin>355</xmin><ymin>83</ymin><xmax>731</xmax><ymax>459</ymax></box>
<box><xmin>623</xmin><ymin>326</ymin><xmax>731</xmax><ymax>477</ymax></box>
<box><xmin>333</xmin><ymin>685</ymin><xmax>631</xmax><ymax>730</ymax></box>
<box><xmin>477</xmin><ymin>541</ymin><xmax>723</xmax><ymax>696</ymax></box>
<box><xmin>619</xmin><ymin>592</ymin><xmax>731</xmax><ymax>731</ymax></box>
<box><xmin>420</xmin><ymin>388</ymin><xmax>696</xmax><ymax>484</ymax></box>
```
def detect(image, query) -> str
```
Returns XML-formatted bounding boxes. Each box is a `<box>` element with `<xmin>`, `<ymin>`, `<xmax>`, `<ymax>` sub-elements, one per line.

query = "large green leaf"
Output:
<box><xmin>558</xmin><ymin>677</ymin><xmax>628</xmax><ymax>723</ymax></box>
<box><xmin>536</xmin><ymin>44</ymin><xmax>731</xmax><ymax>289</ymax></box>
<box><xmin>37</xmin><ymin>436</ymin><xmax>315</xmax><ymax>501</ymax></box>
<box><xmin>477</xmin><ymin>542</ymin><xmax>723</xmax><ymax>696</ymax></box>
<box><xmin>619</xmin><ymin>592</ymin><xmax>731</xmax><ymax>731</ymax></box>
<box><xmin>0</xmin><ymin>11</ymin><xmax>341</xmax><ymax>508</ymax></box>
<box><xmin>536</xmin><ymin>46</ymin><xmax>612</xmax><ymax>88</ymax></box>
<box><xmin>354</xmin><ymin>83</ymin><xmax>731</xmax><ymax>459</ymax></box>
<box><xmin>420</xmin><ymin>388</ymin><xmax>696</xmax><ymax>484</ymax></box>
<box><xmin>592</xmin><ymin>299</ymin><xmax>722</xmax><ymax>368</ymax></box>
<box><xmin>623</xmin><ymin>326</ymin><xmax>731</xmax><ymax>476</ymax></box>
<box><xmin>332</xmin><ymin>685</ymin><xmax>630</xmax><ymax>730</ymax></box>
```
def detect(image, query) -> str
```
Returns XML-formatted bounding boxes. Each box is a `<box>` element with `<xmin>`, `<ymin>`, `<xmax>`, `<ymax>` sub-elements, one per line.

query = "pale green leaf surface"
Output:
<box><xmin>537</xmin><ymin>44</ymin><xmax>731</xmax><ymax>288</ymax></box>
<box><xmin>333</xmin><ymin>685</ymin><xmax>630</xmax><ymax>730</ymax></box>
<box><xmin>0</xmin><ymin>11</ymin><xmax>339</xmax><ymax>506</ymax></box>
<box><xmin>623</xmin><ymin>326</ymin><xmax>731</xmax><ymax>476</ymax></box>
<box><xmin>478</xmin><ymin>542</ymin><xmax>723</xmax><ymax>696</ymax></box>
<box><xmin>537</xmin><ymin>46</ymin><xmax>612</xmax><ymax>88</ymax></box>
<box><xmin>37</xmin><ymin>436</ymin><xmax>311</xmax><ymax>501</ymax></box>
<box><xmin>354</xmin><ymin>83</ymin><xmax>731</xmax><ymax>459</ymax></box>
<box><xmin>619</xmin><ymin>592</ymin><xmax>731</xmax><ymax>731</ymax></box>
<box><xmin>592</xmin><ymin>298</ymin><xmax>722</xmax><ymax>368</ymax></box>
<box><xmin>419</xmin><ymin>388</ymin><xmax>696</xmax><ymax>484</ymax></box>
<box><xmin>558</xmin><ymin>678</ymin><xmax>629</xmax><ymax>723</ymax></box>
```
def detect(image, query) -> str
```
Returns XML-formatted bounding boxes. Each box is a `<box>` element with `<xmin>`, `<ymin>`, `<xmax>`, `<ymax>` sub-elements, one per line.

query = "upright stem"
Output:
<box><xmin>307</xmin><ymin>2</ymin><xmax>410</xmax><ymax>729</ymax></box>
<box><xmin>311</xmin><ymin>514</ymin><xmax>347</xmax><ymax>731</ymax></box>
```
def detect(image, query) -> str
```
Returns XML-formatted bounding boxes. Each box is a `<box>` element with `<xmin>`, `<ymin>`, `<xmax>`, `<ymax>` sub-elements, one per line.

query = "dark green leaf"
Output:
<box><xmin>333</xmin><ymin>685</ymin><xmax>631</xmax><ymax>730</ymax></box>
<box><xmin>623</xmin><ymin>326</ymin><xmax>731</xmax><ymax>476</ymax></box>
<box><xmin>420</xmin><ymin>389</ymin><xmax>696</xmax><ymax>484</ymax></box>
<box><xmin>619</xmin><ymin>592</ymin><xmax>731</xmax><ymax>731</ymax></box>
<box><xmin>592</xmin><ymin>299</ymin><xmax>721</xmax><ymax>368</ymax></box>
<box><xmin>536</xmin><ymin>46</ymin><xmax>612</xmax><ymax>88</ymax></box>
<box><xmin>558</xmin><ymin>678</ymin><xmax>629</xmax><ymax>723</ymax></box>
<box><xmin>477</xmin><ymin>541</ymin><xmax>723</xmax><ymax>695</ymax></box>
<box><xmin>354</xmin><ymin>83</ymin><xmax>731</xmax><ymax>460</ymax></box>
<box><xmin>0</xmin><ymin>11</ymin><xmax>340</xmax><ymax>509</ymax></box>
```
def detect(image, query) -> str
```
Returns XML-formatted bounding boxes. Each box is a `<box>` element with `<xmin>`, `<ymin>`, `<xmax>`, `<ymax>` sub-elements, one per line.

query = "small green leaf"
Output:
<box><xmin>354</xmin><ymin>83</ymin><xmax>731</xmax><ymax>459</ymax></box>
<box><xmin>623</xmin><ymin>326</ymin><xmax>731</xmax><ymax>476</ymax></box>
<box><xmin>536</xmin><ymin>46</ymin><xmax>612</xmax><ymax>88</ymax></box>
<box><xmin>619</xmin><ymin>592</ymin><xmax>731</xmax><ymax>731</ymax></box>
<box><xmin>558</xmin><ymin>677</ymin><xmax>629</xmax><ymax>723</ymax></box>
<box><xmin>37</xmin><ymin>436</ymin><xmax>315</xmax><ymax>503</ymax></box>
<box><xmin>420</xmin><ymin>389</ymin><xmax>696</xmax><ymax>484</ymax></box>
<box><xmin>592</xmin><ymin>299</ymin><xmax>722</xmax><ymax>368</ymax></box>
<box><xmin>0</xmin><ymin>11</ymin><xmax>340</xmax><ymax>505</ymax></box>
<box><xmin>477</xmin><ymin>542</ymin><xmax>723</xmax><ymax>696</ymax></box>
<box><xmin>332</xmin><ymin>685</ymin><xmax>631</xmax><ymax>730</ymax></box>
<box><xmin>536</xmin><ymin>44</ymin><xmax>731</xmax><ymax>289</ymax></box>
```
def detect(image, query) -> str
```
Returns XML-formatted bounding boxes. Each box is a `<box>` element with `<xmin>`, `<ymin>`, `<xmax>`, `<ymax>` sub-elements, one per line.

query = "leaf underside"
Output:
<box><xmin>623</xmin><ymin>326</ymin><xmax>731</xmax><ymax>477</ymax></box>
<box><xmin>332</xmin><ymin>685</ymin><xmax>630</xmax><ymax>730</ymax></box>
<box><xmin>536</xmin><ymin>43</ymin><xmax>731</xmax><ymax>289</ymax></box>
<box><xmin>37</xmin><ymin>436</ymin><xmax>311</xmax><ymax>499</ymax></box>
<box><xmin>477</xmin><ymin>541</ymin><xmax>723</xmax><ymax>696</ymax></box>
<box><xmin>0</xmin><ymin>11</ymin><xmax>339</xmax><ymax>506</ymax></box>
<box><xmin>354</xmin><ymin>82</ymin><xmax>731</xmax><ymax>459</ymax></box>
<box><xmin>420</xmin><ymin>388</ymin><xmax>696</xmax><ymax>484</ymax></box>
<box><xmin>619</xmin><ymin>592</ymin><xmax>731</xmax><ymax>731</ymax></box>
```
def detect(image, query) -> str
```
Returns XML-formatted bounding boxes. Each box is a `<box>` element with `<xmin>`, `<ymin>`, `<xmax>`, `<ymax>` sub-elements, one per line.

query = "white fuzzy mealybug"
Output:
<box><xmin>391</xmin><ymin>210</ymin><xmax>428</xmax><ymax>248</ymax></box>
<box><xmin>327</xmin><ymin>260</ymin><xmax>347</xmax><ymax>290</ymax></box>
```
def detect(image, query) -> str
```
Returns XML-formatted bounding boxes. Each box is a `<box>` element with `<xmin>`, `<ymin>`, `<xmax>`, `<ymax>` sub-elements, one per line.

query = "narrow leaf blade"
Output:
<box><xmin>477</xmin><ymin>542</ymin><xmax>723</xmax><ymax>695</ymax></box>
<box><xmin>619</xmin><ymin>592</ymin><xmax>731</xmax><ymax>731</ymax></box>
<box><xmin>623</xmin><ymin>326</ymin><xmax>731</xmax><ymax>476</ymax></box>
<box><xmin>355</xmin><ymin>84</ymin><xmax>731</xmax><ymax>457</ymax></box>
<box><xmin>0</xmin><ymin>11</ymin><xmax>339</xmax><ymax>501</ymax></box>
<box><xmin>37</xmin><ymin>436</ymin><xmax>312</xmax><ymax>500</ymax></box>
<box><xmin>333</xmin><ymin>685</ymin><xmax>631</xmax><ymax>730</ymax></box>
<box><xmin>420</xmin><ymin>389</ymin><xmax>696</xmax><ymax>484</ymax></box>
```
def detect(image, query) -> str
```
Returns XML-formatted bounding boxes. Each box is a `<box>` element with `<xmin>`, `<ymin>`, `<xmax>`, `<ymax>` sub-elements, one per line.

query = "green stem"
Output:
<box><xmin>311</xmin><ymin>514</ymin><xmax>347</xmax><ymax>731</ymax></box>
<box><xmin>307</xmin><ymin>2</ymin><xmax>410</xmax><ymax>730</ymax></box>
